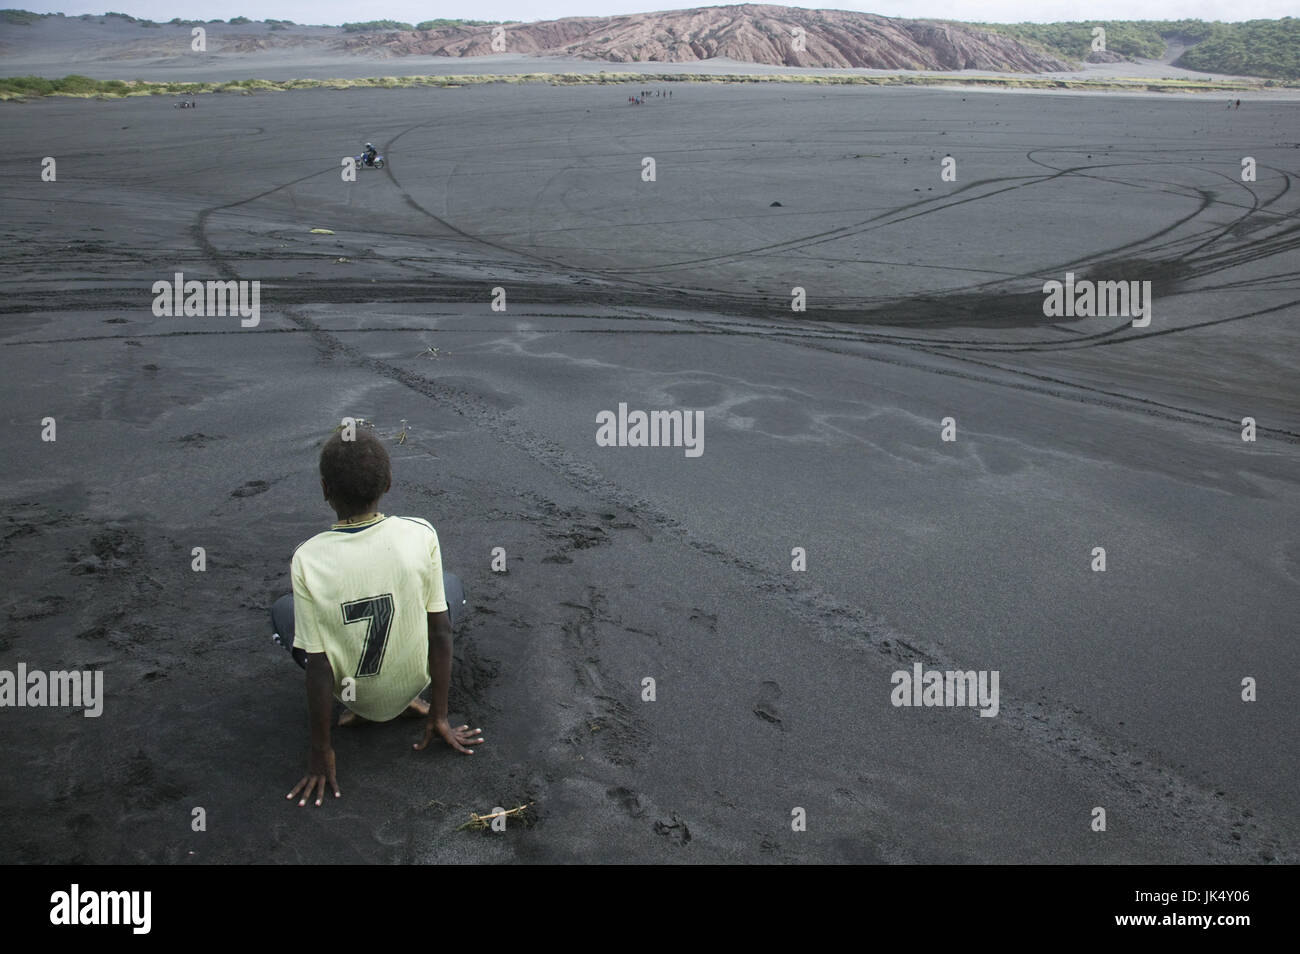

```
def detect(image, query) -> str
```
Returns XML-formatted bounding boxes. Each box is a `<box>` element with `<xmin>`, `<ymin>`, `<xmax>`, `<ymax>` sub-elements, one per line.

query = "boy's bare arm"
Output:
<box><xmin>414</xmin><ymin>610</ymin><xmax>485</xmax><ymax>755</ymax></box>
<box><xmin>287</xmin><ymin>652</ymin><xmax>341</xmax><ymax>806</ymax></box>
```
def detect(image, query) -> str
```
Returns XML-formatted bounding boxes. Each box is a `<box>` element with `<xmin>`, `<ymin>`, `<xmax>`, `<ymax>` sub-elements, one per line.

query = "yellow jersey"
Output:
<box><xmin>290</xmin><ymin>514</ymin><xmax>448</xmax><ymax>721</ymax></box>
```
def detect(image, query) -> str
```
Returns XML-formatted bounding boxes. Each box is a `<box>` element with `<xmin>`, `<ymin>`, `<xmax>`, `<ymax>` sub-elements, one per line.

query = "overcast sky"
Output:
<box><xmin>22</xmin><ymin>2</ymin><xmax>1292</xmax><ymax>26</ymax></box>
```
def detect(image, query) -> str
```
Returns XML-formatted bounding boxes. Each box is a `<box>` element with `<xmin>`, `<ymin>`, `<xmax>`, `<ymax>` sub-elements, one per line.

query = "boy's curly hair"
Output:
<box><xmin>319</xmin><ymin>428</ymin><xmax>391</xmax><ymax>514</ymax></box>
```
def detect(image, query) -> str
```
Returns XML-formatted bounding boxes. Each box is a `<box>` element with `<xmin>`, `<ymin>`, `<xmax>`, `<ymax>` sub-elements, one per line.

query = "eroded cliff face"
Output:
<box><xmin>342</xmin><ymin>5</ymin><xmax>1073</xmax><ymax>73</ymax></box>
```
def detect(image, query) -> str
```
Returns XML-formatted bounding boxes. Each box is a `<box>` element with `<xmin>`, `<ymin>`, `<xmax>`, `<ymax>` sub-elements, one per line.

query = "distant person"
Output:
<box><xmin>1236</xmin><ymin>99</ymin><xmax>1241</xmax><ymax>109</ymax></box>
<box><xmin>271</xmin><ymin>427</ymin><xmax>483</xmax><ymax>808</ymax></box>
<box><xmin>362</xmin><ymin>142</ymin><xmax>378</xmax><ymax>167</ymax></box>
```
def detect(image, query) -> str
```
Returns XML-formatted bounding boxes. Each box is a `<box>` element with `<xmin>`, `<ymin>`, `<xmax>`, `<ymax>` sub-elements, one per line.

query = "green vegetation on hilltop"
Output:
<box><xmin>341</xmin><ymin>20</ymin><xmax>414</xmax><ymax>33</ymax></box>
<box><xmin>971</xmin><ymin>20</ymin><xmax>1204</xmax><ymax>60</ymax></box>
<box><xmin>973</xmin><ymin>18</ymin><xmax>1299</xmax><ymax>80</ymax></box>
<box><xmin>0</xmin><ymin>8</ymin><xmax>42</xmax><ymax>24</ymax></box>
<box><xmin>414</xmin><ymin>19</ymin><xmax>502</xmax><ymax>31</ymax></box>
<box><xmin>341</xmin><ymin>18</ymin><xmax>508</xmax><ymax>32</ymax></box>
<box><xmin>0</xmin><ymin>10</ymin><xmax>504</xmax><ymax>30</ymax></box>
<box><xmin>1177</xmin><ymin>18</ymin><xmax>1300</xmax><ymax>79</ymax></box>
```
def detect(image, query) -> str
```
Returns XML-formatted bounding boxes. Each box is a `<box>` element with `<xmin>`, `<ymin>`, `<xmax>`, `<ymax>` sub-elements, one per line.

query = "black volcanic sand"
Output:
<box><xmin>1</xmin><ymin>82</ymin><xmax>1297</xmax><ymax>863</ymax></box>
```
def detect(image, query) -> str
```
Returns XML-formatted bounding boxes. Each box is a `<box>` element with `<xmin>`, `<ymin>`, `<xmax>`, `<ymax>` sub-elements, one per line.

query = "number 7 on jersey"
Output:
<box><xmin>341</xmin><ymin>594</ymin><xmax>395</xmax><ymax>678</ymax></box>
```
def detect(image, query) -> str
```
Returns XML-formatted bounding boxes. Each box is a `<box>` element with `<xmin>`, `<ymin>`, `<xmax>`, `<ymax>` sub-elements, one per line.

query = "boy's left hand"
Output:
<box><xmin>414</xmin><ymin>717</ymin><xmax>484</xmax><ymax>754</ymax></box>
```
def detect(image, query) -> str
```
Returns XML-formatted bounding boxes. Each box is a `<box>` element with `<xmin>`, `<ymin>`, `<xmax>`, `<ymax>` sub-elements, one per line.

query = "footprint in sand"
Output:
<box><xmin>753</xmin><ymin>679</ymin><xmax>783</xmax><ymax>728</ymax></box>
<box><xmin>373</xmin><ymin>820</ymin><xmax>405</xmax><ymax>847</ymax></box>
<box><xmin>653</xmin><ymin>812</ymin><xmax>691</xmax><ymax>844</ymax></box>
<box><xmin>607</xmin><ymin>786</ymin><xmax>646</xmax><ymax>819</ymax></box>
<box><xmin>176</xmin><ymin>433</ymin><xmax>222</xmax><ymax>448</ymax></box>
<box><xmin>689</xmin><ymin>609</ymin><xmax>717</xmax><ymax>633</ymax></box>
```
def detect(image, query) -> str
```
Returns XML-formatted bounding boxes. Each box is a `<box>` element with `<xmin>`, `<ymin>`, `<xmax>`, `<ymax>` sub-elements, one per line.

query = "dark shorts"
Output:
<box><xmin>270</xmin><ymin>571</ymin><xmax>466</xmax><ymax>670</ymax></box>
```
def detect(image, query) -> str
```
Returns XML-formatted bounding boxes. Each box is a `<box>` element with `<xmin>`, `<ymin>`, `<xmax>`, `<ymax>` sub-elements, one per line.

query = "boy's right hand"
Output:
<box><xmin>287</xmin><ymin>746</ymin><xmax>341</xmax><ymax>807</ymax></box>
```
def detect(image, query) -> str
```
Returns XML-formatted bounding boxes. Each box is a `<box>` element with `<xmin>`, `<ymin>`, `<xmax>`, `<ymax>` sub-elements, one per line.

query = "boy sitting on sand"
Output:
<box><xmin>270</xmin><ymin>426</ymin><xmax>484</xmax><ymax>808</ymax></box>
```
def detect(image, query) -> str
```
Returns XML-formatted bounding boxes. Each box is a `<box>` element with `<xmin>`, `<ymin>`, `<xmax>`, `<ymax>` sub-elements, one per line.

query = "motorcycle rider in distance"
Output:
<box><xmin>362</xmin><ymin>143</ymin><xmax>378</xmax><ymax>167</ymax></box>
